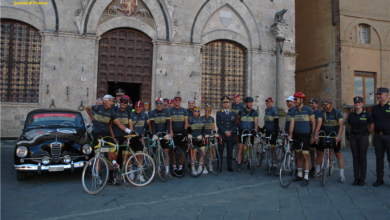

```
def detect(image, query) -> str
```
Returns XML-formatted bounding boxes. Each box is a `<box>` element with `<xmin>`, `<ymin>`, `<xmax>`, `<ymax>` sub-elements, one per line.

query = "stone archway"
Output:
<box><xmin>97</xmin><ymin>28</ymin><xmax>153</xmax><ymax>102</ymax></box>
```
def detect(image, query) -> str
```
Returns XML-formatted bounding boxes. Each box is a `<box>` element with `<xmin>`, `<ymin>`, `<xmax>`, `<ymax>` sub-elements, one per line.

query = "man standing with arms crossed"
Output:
<box><xmin>216</xmin><ymin>96</ymin><xmax>237</xmax><ymax>172</ymax></box>
<box><xmin>371</xmin><ymin>87</ymin><xmax>390</xmax><ymax>187</ymax></box>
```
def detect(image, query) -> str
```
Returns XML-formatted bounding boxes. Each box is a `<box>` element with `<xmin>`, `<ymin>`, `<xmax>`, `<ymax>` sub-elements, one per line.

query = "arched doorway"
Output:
<box><xmin>201</xmin><ymin>40</ymin><xmax>247</xmax><ymax>109</ymax></box>
<box><xmin>97</xmin><ymin>29</ymin><xmax>153</xmax><ymax>103</ymax></box>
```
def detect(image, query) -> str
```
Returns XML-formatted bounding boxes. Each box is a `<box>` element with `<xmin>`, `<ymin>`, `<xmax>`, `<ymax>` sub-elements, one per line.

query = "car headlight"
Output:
<box><xmin>16</xmin><ymin>146</ymin><xmax>28</xmax><ymax>158</ymax></box>
<box><xmin>82</xmin><ymin>144</ymin><xmax>92</xmax><ymax>155</ymax></box>
<box><xmin>63</xmin><ymin>155</ymin><xmax>71</xmax><ymax>164</ymax></box>
<box><xmin>42</xmin><ymin>156</ymin><xmax>50</xmax><ymax>165</ymax></box>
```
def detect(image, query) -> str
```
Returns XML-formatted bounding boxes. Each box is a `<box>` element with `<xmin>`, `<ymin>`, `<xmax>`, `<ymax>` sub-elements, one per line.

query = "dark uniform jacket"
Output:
<box><xmin>216</xmin><ymin>109</ymin><xmax>237</xmax><ymax>141</ymax></box>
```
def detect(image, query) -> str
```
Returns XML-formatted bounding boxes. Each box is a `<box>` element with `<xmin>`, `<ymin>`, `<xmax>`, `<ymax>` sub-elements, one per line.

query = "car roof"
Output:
<box><xmin>27</xmin><ymin>108</ymin><xmax>82</xmax><ymax>116</ymax></box>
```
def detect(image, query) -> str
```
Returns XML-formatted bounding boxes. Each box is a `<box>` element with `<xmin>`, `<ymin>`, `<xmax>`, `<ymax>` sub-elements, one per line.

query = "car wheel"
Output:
<box><xmin>17</xmin><ymin>172</ymin><xmax>27</xmax><ymax>181</ymax></box>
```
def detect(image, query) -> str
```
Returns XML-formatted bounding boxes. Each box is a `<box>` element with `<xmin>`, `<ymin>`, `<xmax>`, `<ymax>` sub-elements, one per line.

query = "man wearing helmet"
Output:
<box><xmin>288</xmin><ymin>92</ymin><xmax>316</xmax><ymax>186</ymax></box>
<box><xmin>236</xmin><ymin>97</ymin><xmax>259</xmax><ymax>172</ymax></box>
<box><xmin>86</xmin><ymin>94</ymin><xmax>133</xmax><ymax>185</ymax></box>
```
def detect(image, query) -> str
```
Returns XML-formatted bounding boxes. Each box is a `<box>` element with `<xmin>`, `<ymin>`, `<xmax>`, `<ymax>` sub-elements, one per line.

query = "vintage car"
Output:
<box><xmin>14</xmin><ymin>109</ymin><xmax>93</xmax><ymax>181</ymax></box>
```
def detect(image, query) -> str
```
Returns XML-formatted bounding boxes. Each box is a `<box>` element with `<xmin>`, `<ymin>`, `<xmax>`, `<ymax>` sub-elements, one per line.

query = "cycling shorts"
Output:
<box><xmin>173</xmin><ymin>133</ymin><xmax>187</xmax><ymax>151</ymax></box>
<box><xmin>292</xmin><ymin>133</ymin><xmax>311</xmax><ymax>154</ymax></box>
<box><xmin>130</xmin><ymin>137</ymin><xmax>144</xmax><ymax>152</ymax></box>
<box><xmin>265</xmin><ymin>131</ymin><xmax>277</xmax><ymax>147</ymax></box>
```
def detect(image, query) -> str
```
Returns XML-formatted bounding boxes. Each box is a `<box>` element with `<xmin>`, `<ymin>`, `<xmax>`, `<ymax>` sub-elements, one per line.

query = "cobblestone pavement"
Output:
<box><xmin>1</xmin><ymin>140</ymin><xmax>389</xmax><ymax>220</ymax></box>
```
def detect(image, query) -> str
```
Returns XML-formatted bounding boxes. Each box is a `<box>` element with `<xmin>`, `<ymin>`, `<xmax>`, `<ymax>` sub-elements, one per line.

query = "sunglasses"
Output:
<box><xmin>121</xmin><ymin>101</ymin><xmax>128</xmax><ymax>104</ymax></box>
<box><xmin>205</xmin><ymin>109</ymin><xmax>211</xmax><ymax>112</ymax></box>
<box><xmin>323</xmin><ymin>103</ymin><xmax>329</xmax><ymax>106</ymax></box>
<box><xmin>293</xmin><ymin>98</ymin><xmax>298</xmax><ymax>101</ymax></box>
<box><xmin>194</xmin><ymin>110</ymin><xmax>200</xmax><ymax>112</ymax></box>
<box><xmin>174</xmin><ymin>99</ymin><xmax>181</xmax><ymax>102</ymax></box>
<box><xmin>266</xmin><ymin>101</ymin><xmax>272</xmax><ymax>103</ymax></box>
<box><xmin>156</xmin><ymin>103</ymin><xmax>163</xmax><ymax>105</ymax></box>
<box><xmin>286</xmin><ymin>101</ymin><xmax>293</xmax><ymax>103</ymax></box>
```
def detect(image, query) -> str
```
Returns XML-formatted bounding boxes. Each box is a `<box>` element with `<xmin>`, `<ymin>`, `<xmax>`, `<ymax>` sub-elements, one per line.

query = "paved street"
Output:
<box><xmin>1</xmin><ymin>140</ymin><xmax>389</xmax><ymax>220</ymax></box>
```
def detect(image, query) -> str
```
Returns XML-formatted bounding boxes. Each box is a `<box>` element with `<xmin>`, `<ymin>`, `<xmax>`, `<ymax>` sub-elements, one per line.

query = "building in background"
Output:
<box><xmin>0</xmin><ymin>0</ymin><xmax>296</xmax><ymax>137</ymax></box>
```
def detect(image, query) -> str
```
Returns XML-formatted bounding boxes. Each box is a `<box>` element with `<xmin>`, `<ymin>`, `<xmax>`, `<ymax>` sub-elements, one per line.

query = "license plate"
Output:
<box><xmin>100</xmin><ymin>148</ymin><xmax>109</xmax><ymax>152</ymax></box>
<box><xmin>49</xmin><ymin>166</ymin><xmax>64</xmax><ymax>172</ymax></box>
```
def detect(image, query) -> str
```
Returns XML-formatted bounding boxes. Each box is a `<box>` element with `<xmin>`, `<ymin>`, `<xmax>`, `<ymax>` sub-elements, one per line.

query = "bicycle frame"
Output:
<box><xmin>317</xmin><ymin>130</ymin><xmax>337</xmax><ymax>175</ymax></box>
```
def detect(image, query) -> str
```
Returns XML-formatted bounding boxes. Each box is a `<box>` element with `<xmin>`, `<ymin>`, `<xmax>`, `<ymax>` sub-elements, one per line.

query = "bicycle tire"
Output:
<box><xmin>206</xmin><ymin>144</ymin><xmax>221</xmax><ymax>176</ymax></box>
<box><xmin>267</xmin><ymin>146</ymin><xmax>272</xmax><ymax>176</ymax></box>
<box><xmin>256</xmin><ymin>143</ymin><xmax>263</xmax><ymax>167</ymax></box>
<box><xmin>125</xmin><ymin>152</ymin><xmax>155</xmax><ymax>187</ymax></box>
<box><xmin>170</xmin><ymin>147</ymin><xmax>186</xmax><ymax>178</ymax></box>
<box><xmin>272</xmin><ymin>145</ymin><xmax>284</xmax><ymax>176</ymax></box>
<box><xmin>186</xmin><ymin>146</ymin><xmax>205</xmax><ymax>177</ymax></box>
<box><xmin>143</xmin><ymin>148</ymin><xmax>158</xmax><ymax>181</ymax></box>
<box><xmin>156</xmin><ymin>149</ymin><xmax>169</xmax><ymax>182</ymax></box>
<box><xmin>249</xmin><ymin>145</ymin><xmax>255</xmax><ymax>175</ymax></box>
<box><xmin>322</xmin><ymin>151</ymin><xmax>328</xmax><ymax>186</ymax></box>
<box><xmin>242</xmin><ymin>146</ymin><xmax>249</xmax><ymax>164</ymax></box>
<box><xmin>82</xmin><ymin>156</ymin><xmax>109</xmax><ymax>195</ymax></box>
<box><xmin>279</xmin><ymin>152</ymin><xmax>295</xmax><ymax>188</ymax></box>
<box><xmin>329</xmin><ymin>150</ymin><xmax>335</xmax><ymax>176</ymax></box>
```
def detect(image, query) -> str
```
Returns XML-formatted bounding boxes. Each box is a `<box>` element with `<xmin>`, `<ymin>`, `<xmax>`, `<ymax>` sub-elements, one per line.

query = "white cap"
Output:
<box><xmin>103</xmin><ymin>94</ymin><xmax>114</xmax><ymax>100</ymax></box>
<box><xmin>188</xmin><ymin>98</ymin><xmax>195</xmax><ymax>102</ymax></box>
<box><xmin>285</xmin><ymin>96</ymin><xmax>294</xmax><ymax>102</ymax></box>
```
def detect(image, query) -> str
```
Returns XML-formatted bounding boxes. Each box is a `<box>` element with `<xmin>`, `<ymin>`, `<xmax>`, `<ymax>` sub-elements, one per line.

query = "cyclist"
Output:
<box><xmin>285</xmin><ymin>96</ymin><xmax>295</xmax><ymax>134</ymax></box>
<box><xmin>143</xmin><ymin>102</ymin><xmax>150</xmax><ymax>115</ymax></box>
<box><xmin>86</xmin><ymin>94</ymin><xmax>132</xmax><ymax>185</ymax></box>
<box><xmin>263</xmin><ymin>97</ymin><xmax>279</xmax><ymax>169</ymax></box>
<box><xmin>236</xmin><ymin>97</ymin><xmax>259</xmax><ymax>172</ymax></box>
<box><xmin>288</xmin><ymin>92</ymin><xmax>316</xmax><ymax>186</ymax></box>
<box><xmin>163</xmin><ymin>98</ymin><xmax>169</xmax><ymax>110</ymax></box>
<box><xmin>188</xmin><ymin>106</ymin><xmax>206</xmax><ymax>174</ymax></box>
<box><xmin>308</xmin><ymin>98</ymin><xmax>321</xmax><ymax>177</ymax></box>
<box><xmin>168</xmin><ymin>99</ymin><xmax>174</xmax><ymax>109</ymax></box>
<box><xmin>169</xmin><ymin>94</ymin><xmax>189</xmax><ymax>176</ymax></box>
<box><xmin>371</xmin><ymin>87</ymin><xmax>390</xmax><ymax>187</ymax></box>
<box><xmin>201</xmin><ymin>105</ymin><xmax>216</xmax><ymax>172</ymax></box>
<box><xmin>348</xmin><ymin>96</ymin><xmax>374</xmax><ymax>186</ymax></box>
<box><xmin>314</xmin><ymin>98</ymin><xmax>346</xmax><ymax>183</ymax></box>
<box><xmin>186</xmin><ymin>98</ymin><xmax>195</xmax><ymax>116</ymax></box>
<box><xmin>148</xmin><ymin>97</ymin><xmax>172</xmax><ymax>179</ymax></box>
<box><xmin>232</xmin><ymin>94</ymin><xmax>245</xmax><ymax>159</ymax></box>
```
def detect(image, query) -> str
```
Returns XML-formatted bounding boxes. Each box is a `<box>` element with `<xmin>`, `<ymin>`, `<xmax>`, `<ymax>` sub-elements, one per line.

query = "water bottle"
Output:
<box><xmin>112</xmin><ymin>160</ymin><xmax>120</xmax><ymax>169</ymax></box>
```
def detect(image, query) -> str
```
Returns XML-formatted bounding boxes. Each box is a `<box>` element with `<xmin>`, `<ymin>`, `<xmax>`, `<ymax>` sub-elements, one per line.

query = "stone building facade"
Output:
<box><xmin>1</xmin><ymin>0</ymin><xmax>296</xmax><ymax>137</ymax></box>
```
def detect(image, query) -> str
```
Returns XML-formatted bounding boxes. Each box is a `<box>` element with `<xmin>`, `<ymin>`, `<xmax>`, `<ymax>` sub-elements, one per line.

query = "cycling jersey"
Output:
<box><xmin>170</xmin><ymin>107</ymin><xmax>188</xmax><ymax>133</ymax></box>
<box><xmin>264</xmin><ymin>107</ymin><xmax>279</xmax><ymax>132</ymax></box>
<box><xmin>148</xmin><ymin>109</ymin><xmax>170</xmax><ymax>133</ymax></box>
<box><xmin>321</xmin><ymin>108</ymin><xmax>343</xmax><ymax>134</ymax></box>
<box><xmin>112</xmin><ymin>107</ymin><xmax>132</xmax><ymax>137</ymax></box>
<box><xmin>232</xmin><ymin>102</ymin><xmax>245</xmax><ymax>115</ymax></box>
<box><xmin>238</xmin><ymin>109</ymin><xmax>259</xmax><ymax>130</ymax></box>
<box><xmin>188</xmin><ymin>116</ymin><xmax>204</xmax><ymax>137</ymax></box>
<box><xmin>186</xmin><ymin>109</ymin><xmax>193</xmax><ymax>118</ymax></box>
<box><xmin>285</xmin><ymin>106</ymin><xmax>296</xmax><ymax>133</ymax></box>
<box><xmin>131</xmin><ymin>111</ymin><xmax>149</xmax><ymax>134</ymax></box>
<box><xmin>91</xmin><ymin>105</ymin><xmax>117</xmax><ymax>133</ymax></box>
<box><xmin>201</xmin><ymin>115</ymin><xmax>214</xmax><ymax>134</ymax></box>
<box><xmin>291</xmin><ymin>106</ymin><xmax>314</xmax><ymax>134</ymax></box>
<box><xmin>310</xmin><ymin>109</ymin><xmax>322</xmax><ymax>132</ymax></box>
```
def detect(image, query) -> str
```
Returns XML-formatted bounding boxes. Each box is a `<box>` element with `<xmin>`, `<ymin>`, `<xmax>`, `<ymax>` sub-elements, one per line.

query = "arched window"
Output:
<box><xmin>0</xmin><ymin>20</ymin><xmax>41</xmax><ymax>103</ymax></box>
<box><xmin>201</xmin><ymin>40</ymin><xmax>247</xmax><ymax>109</ymax></box>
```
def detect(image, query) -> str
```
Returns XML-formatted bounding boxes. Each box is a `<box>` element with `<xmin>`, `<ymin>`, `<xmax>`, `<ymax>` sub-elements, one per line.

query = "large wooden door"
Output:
<box><xmin>98</xmin><ymin>29</ymin><xmax>153</xmax><ymax>102</ymax></box>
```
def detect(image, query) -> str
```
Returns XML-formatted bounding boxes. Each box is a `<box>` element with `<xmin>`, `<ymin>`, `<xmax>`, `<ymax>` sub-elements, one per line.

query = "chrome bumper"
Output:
<box><xmin>14</xmin><ymin>161</ymin><xmax>86</xmax><ymax>172</ymax></box>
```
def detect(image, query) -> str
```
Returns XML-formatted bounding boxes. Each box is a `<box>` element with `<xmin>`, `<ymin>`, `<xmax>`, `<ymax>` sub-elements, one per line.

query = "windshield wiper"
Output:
<box><xmin>47</xmin><ymin>124</ymin><xmax>68</xmax><ymax>127</ymax></box>
<box><xmin>28</xmin><ymin>124</ymin><xmax>46</xmax><ymax>128</ymax></box>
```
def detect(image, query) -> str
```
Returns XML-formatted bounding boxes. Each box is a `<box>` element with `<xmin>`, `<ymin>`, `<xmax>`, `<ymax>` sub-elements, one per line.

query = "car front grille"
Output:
<box><xmin>50</xmin><ymin>142</ymin><xmax>62</xmax><ymax>163</ymax></box>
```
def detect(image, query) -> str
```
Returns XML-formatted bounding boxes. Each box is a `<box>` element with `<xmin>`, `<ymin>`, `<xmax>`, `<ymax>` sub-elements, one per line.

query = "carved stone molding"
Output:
<box><xmin>271</xmin><ymin>22</ymin><xmax>288</xmax><ymax>39</ymax></box>
<box><xmin>74</xmin><ymin>0</ymin><xmax>91</xmax><ymax>34</ymax></box>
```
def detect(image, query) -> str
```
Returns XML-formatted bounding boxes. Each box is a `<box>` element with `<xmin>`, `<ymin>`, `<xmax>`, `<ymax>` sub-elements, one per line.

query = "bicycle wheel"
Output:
<box><xmin>186</xmin><ymin>146</ymin><xmax>205</xmax><ymax>177</ymax></box>
<box><xmin>279</xmin><ymin>152</ymin><xmax>296</xmax><ymax>188</ymax></box>
<box><xmin>249</xmin><ymin>145</ymin><xmax>255</xmax><ymax>175</ymax></box>
<box><xmin>267</xmin><ymin>146</ymin><xmax>272</xmax><ymax>176</ymax></box>
<box><xmin>82</xmin><ymin>156</ymin><xmax>109</xmax><ymax>195</ymax></box>
<box><xmin>322</xmin><ymin>151</ymin><xmax>328</xmax><ymax>186</ymax></box>
<box><xmin>256</xmin><ymin>143</ymin><xmax>263</xmax><ymax>167</ymax></box>
<box><xmin>170</xmin><ymin>147</ymin><xmax>186</xmax><ymax>178</ymax></box>
<box><xmin>242</xmin><ymin>147</ymin><xmax>249</xmax><ymax>164</ymax></box>
<box><xmin>206</xmin><ymin>144</ymin><xmax>221</xmax><ymax>176</ymax></box>
<box><xmin>125</xmin><ymin>152</ymin><xmax>155</xmax><ymax>187</ymax></box>
<box><xmin>156</xmin><ymin>149</ymin><xmax>169</xmax><ymax>182</ymax></box>
<box><xmin>329</xmin><ymin>150</ymin><xmax>335</xmax><ymax>176</ymax></box>
<box><xmin>273</xmin><ymin>145</ymin><xmax>284</xmax><ymax>176</ymax></box>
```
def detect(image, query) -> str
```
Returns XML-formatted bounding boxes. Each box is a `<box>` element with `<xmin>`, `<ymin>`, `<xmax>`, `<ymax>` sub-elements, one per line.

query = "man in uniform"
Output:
<box><xmin>371</xmin><ymin>87</ymin><xmax>390</xmax><ymax>186</ymax></box>
<box><xmin>232</xmin><ymin>94</ymin><xmax>245</xmax><ymax>159</ymax></box>
<box><xmin>114</xmin><ymin>88</ymin><xmax>126</xmax><ymax>109</ymax></box>
<box><xmin>187</xmin><ymin>98</ymin><xmax>195</xmax><ymax>117</ymax></box>
<box><xmin>169</xmin><ymin>95</ymin><xmax>189</xmax><ymax>175</ymax></box>
<box><xmin>314</xmin><ymin>98</ymin><xmax>346</xmax><ymax>183</ymax></box>
<box><xmin>216</xmin><ymin>96</ymin><xmax>237</xmax><ymax>172</ymax></box>
<box><xmin>309</xmin><ymin>98</ymin><xmax>321</xmax><ymax>177</ymax></box>
<box><xmin>285</xmin><ymin>96</ymin><xmax>295</xmax><ymax>134</ymax></box>
<box><xmin>236</xmin><ymin>97</ymin><xmax>259</xmax><ymax>172</ymax></box>
<box><xmin>168</xmin><ymin>99</ymin><xmax>174</xmax><ymax>109</ymax></box>
<box><xmin>263</xmin><ymin>97</ymin><xmax>279</xmax><ymax>168</ymax></box>
<box><xmin>163</xmin><ymin>98</ymin><xmax>169</xmax><ymax>110</ymax></box>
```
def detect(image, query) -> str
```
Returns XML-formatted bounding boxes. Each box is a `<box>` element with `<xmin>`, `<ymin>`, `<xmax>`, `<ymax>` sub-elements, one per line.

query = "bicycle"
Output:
<box><xmin>81</xmin><ymin>135</ymin><xmax>156</xmax><ymax>195</ymax></box>
<box><xmin>169</xmin><ymin>133</ymin><xmax>187</xmax><ymax>178</ymax></box>
<box><xmin>185</xmin><ymin>135</ymin><xmax>205</xmax><ymax>177</ymax></box>
<box><xmin>204</xmin><ymin>133</ymin><xmax>222</xmax><ymax>175</ymax></box>
<box><xmin>152</xmin><ymin>132</ymin><xmax>171</xmax><ymax>182</ymax></box>
<box><xmin>254</xmin><ymin>132</ymin><xmax>264</xmax><ymax>168</ymax></box>
<box><xmin>240</xmin><ymin>129</ymin><xmax>258</xmax><ymax>175</ymax></box>
<box><xmin>278</xmin><ymin>136</ymin><xmax>301</xmax><ymax>188</ymax></box>
<box><xmin>317</xmin><ymin>130</ymin><xmax>338</xmax><ymax>186</ymax></box>
<box><xmin>262</xmin><ymin>134</ymin><xmax>273</xmax><ymax>176</ymax></box>
<box><xmin>273</xmin><ymin>133</ymin><xmax>290</xmax><ymax>176</ymax></box>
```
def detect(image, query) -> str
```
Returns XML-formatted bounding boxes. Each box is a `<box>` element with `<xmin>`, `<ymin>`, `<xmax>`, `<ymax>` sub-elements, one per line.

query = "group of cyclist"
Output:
<box><xmin>85</xmin><ymin>86</ymin><xmax>390</xmax><ymax>188</ymax></box>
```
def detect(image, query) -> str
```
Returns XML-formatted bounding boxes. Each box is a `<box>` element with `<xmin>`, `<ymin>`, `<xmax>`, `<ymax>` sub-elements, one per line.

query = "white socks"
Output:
<box><xmin>173</xmin><ymin>165</ymin><xmax>177</xmax><ymax>170</ymax></box>
<box><xmin>304</xmin><ymin>170</ymin><xmax>309</xmax><ymax>180</ymax></box>
<box><xmin>179</xmin><ymin>165</ymin><xmax>183</xmax><ymax>170</ymax></box>
<box><xmin>298</xmin><ymin>168</ymin><xmax>303</xmax><ymax>177</ymax></box>
<box><xmin>316</xmin><ymin>165</ymin><xmax>320</xmax><ymax>173</ymax></box>
<box><xmin>165</xmin><ymin>166</ymin><xmax>169</xmax><ymax>173</ymax></box>
<box><xmin>340</xmin><ymin>169</ymin><xmax>344</xmax><ymax>176</ymax></box>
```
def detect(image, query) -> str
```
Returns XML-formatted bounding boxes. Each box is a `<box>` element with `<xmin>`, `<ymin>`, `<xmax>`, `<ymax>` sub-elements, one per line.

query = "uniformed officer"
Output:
<box><xmin>262</xmin><ymin>97</ymin><xmax>279</xmax><ymax>168</ymax></box>
<box><xmin>309</xmin><ymin>98</ymin><xmax>321</xmax><ymax>177</ymax></box>
<box><xmin>216</xmin><ymin>96</ymin><xmax>237</xmax><ymax>172</ymax></box>
<box><xmin>186</xmin><ymin>98</ymin><xmax>195</xmax><ymax>116</ymax></box>
<box><xmin>114</xmin><ymin>88</ymin><xmax>126</xmax><ymax>109</ymax></box>
<box><xmin>347</xmin><ymin>96</ymin><xmax>374</xmax><ymax>186</ymax></box>
<box><xmin>371</xmin><ymin>87</ymin><xmax>390</xmax><ymax>187</ymax></box>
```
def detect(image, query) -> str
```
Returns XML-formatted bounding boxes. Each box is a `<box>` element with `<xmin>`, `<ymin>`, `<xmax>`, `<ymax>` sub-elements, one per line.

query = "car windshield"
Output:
<box><xmin>26</xmin><ymin>113</ymin><xmax>84</xmax><ymax>128</ymax></box>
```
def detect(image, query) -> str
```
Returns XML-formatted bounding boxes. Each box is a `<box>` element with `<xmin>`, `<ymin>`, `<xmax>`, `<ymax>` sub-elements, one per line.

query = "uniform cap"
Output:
<box><xmin>353</xmin><ymin>96</ymin><xmax>363</xmax><ymax>103</ymax></box>
<box><xmin>155</xmin><ymin>97</ymin><xmax>163</xmax><ymax>102</ymax></box>
<box><xmin>309</xmin><ymin>98</ymin><xmax>319</xmax><ymax>104</ymax></box>
<box><xmin>265</xmin><ymin>97</ymin><xmax>273</xmax><ymax>102</ymax></box>
<box><xmin>376</xmin><ymin>87</ymin><xmax>389</xmax><ymax>94</ymax></box>
<box><xmin>221</xmin><ymin>96</ymin><xmax>231</xmax><ymax>102</ymax></box>
<box><xmin>285</xmin><ymin>96</ymin><xmax>294</xmax><ymax>102</ymax></box>
<box><xmin>115</xmin><ymin>88</ymin><xmax>125</xmax><ymax>96</ymax></box>
<box><xmin>135</xmin><ymin>101</ymin><xmax>143</xmax><ymax>107</ymax></box>
<box><xmin>168</xmin><ymin>99</ymin><xmax>174</xmax><ymax>104</ymax></box>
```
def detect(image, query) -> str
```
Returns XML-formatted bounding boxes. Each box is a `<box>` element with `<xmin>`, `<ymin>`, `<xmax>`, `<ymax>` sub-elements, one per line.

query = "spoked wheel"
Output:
<box><xmin>156</xmin><ymin>149</ymin><xmax>169</xmax><ymax>182</ymax></box>
<box><xmin>170</xmin><ymin>147</ymin><xmax>186</xmax><ymax>178</ymax></box>
<box><xmin>255</xmin><ymin>143</ymin><xmax>264</xmax><ymax>167</ymax></box>
<box><xmin>143</xmin><ymin>148</ymin><xmax>157</xmax><ymax>181</ymax></box>
<box><xmin>205</xmin><ymin>144</ymin><xmax>221</xmax><ymax>175</ymax></box>
<box><xmin>322</xmin><ymin>151</ymin><xmax>328</xmax><ymax>186</ymax></box>
<box><xmin>273</xmin><ymin>145</ymin><xmax>285</xmax><ymax>176</ymax></box>
<box><xmin>279</xmin><ymin>152</ymin><xmax>296</xmax><ymax>188</ymax></box>
<box><xmin>186</xmin><ymin>146</ymin><xmax>205</xmax><ymax>177</ymax></box>
<box><xmin>125</xmin><ymin>153</ymin><xmax>155</xmax><ymax>187</ymax></box>
<box><xmin>267</xmin><ymin>146</ymin><xmax>272</xmax><ymax>176</ymax></box>
<box><xmin>242</xmin><ymin>147</ymin><xmax>249</xmax><ymax>164</ymax></box>
<box><xmin>249</xmin><ymin>145</ymin><xmax>255</xmax><ymax>175</ymax></box>
<box><xmin>329</xmin><ymin>150</ymin><xmax>335</xmax><ymax>176</ymax></box>
<box><xmin>82</xmin><ymin>157</ymin><xmax>109</xmax><ymax>195</ymax></box>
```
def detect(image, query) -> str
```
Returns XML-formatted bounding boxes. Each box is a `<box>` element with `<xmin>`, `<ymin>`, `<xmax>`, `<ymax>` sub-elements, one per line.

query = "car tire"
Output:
<box><xmin>17</xmin><ymin>172</ymin><xmax>27</xmax><ymax>181</ymax></box>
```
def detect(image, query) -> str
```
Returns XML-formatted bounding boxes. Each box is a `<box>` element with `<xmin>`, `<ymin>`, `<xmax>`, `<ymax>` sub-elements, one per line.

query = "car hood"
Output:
<box><xmin>17</xmin><ymin>128</ymin><xmax>87</xmax><ymax>146</ymax></box>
